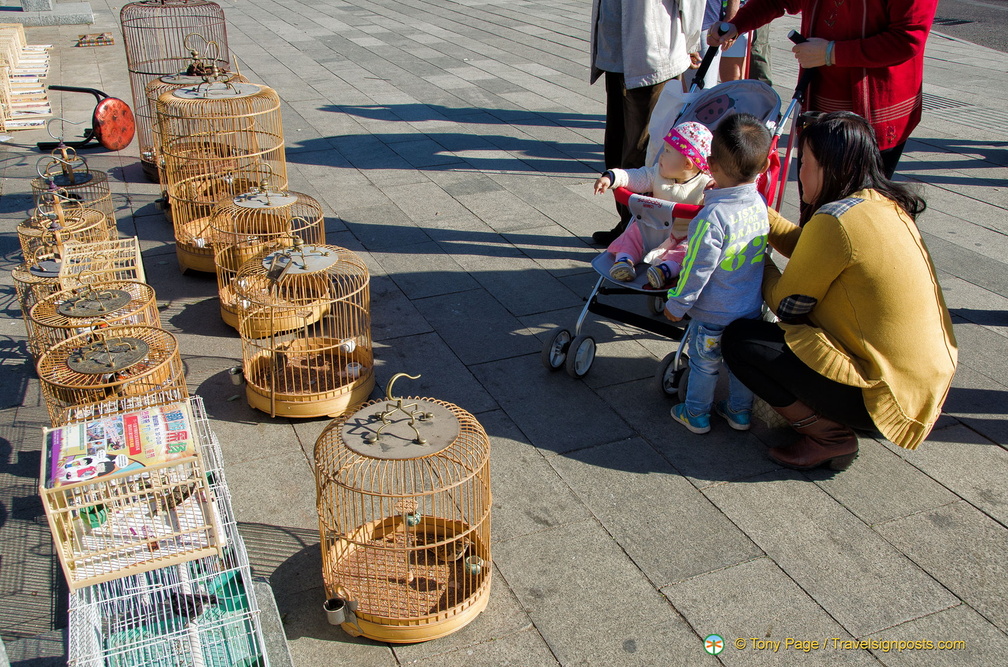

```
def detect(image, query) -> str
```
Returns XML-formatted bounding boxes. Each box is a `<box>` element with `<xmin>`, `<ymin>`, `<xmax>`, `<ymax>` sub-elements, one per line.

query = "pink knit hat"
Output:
<box><xmin>664</xmin><ymin>121</ymin><xmax>712</xmax><ymax>174</ymax></box>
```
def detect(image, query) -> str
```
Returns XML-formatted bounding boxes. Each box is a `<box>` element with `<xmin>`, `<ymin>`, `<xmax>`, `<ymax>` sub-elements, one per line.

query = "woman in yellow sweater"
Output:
<box><xmin>721</xmin><ymin>112</ymin><xmax>957</xmax><ymax>471</ymax></box>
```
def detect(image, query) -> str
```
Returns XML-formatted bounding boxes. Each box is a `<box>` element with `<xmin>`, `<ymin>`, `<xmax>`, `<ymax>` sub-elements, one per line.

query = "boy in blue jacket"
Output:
<box><xmin>663</xmin><ymin>113</ymin><xmax>772</xmax><ymax>434</ymax></box>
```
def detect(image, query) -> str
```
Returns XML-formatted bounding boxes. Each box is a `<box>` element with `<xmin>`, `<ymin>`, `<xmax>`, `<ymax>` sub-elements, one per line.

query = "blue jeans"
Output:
<box><xmin>684</xmin><ymin>320</ymin><xmax>754</xmax><ymax>417</ymax></box>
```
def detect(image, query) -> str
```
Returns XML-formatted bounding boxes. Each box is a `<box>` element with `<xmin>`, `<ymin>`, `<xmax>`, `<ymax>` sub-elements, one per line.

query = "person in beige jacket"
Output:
<box><xmin>721</xmin><ymin>111</ymin><xmax>957</xmax><ymax>471</ymax></box>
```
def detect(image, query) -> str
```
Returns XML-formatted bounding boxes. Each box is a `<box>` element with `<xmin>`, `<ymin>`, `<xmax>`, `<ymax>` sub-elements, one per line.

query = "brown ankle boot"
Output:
<box><xmin>768</xmin><ymin>401</ymin><xmax>859</xmax><ymax>471</ymax></box>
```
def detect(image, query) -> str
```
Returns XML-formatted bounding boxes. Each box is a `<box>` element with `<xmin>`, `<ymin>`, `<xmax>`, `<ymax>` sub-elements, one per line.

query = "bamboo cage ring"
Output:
<box><xmin>28</xmin><ymin>281</ymin><xmax>161</xmax><ymax>359</ymax></box>
<box><xmin>37</xmin><ymin>325</ymin><xmax>189</xmax><ymax>426</ymax></box>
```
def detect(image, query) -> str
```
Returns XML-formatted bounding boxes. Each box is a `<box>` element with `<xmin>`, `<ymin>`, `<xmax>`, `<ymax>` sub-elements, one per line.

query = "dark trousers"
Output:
<box><xmin>604</xmin><ymin>72</ymin><xmax>665</xmax><ymax>228</ymax></box>
<box><xmin>722</xmin><ymin>318</ymin><xmax>877</xmax><ymax>432</ymax></box>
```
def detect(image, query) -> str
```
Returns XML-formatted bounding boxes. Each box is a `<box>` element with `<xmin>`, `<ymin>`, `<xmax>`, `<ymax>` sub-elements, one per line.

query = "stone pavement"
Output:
<box><xmin>1</xmin><ymin>0</ymin><xmax>1007</xmax><ymax>665</ymax></box>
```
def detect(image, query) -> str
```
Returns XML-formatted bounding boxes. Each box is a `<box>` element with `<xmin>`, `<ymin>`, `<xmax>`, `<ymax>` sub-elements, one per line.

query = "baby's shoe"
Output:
<box><xmin>609</xmin><ymin>259</ymin><xmax>635</xmax><ymax>282</ymax></box>
<box><xmin>647</xmin><ymin>263</ymin><xmax>674</xmax><ymax>289</ymax></box>
<box><xmin>715</xmin><ymin>400</ymin><xmax>751</xmax><ymax>431</ymax></box>
<box><xmin>671</xmin><ymin>403</ymin><xmax>711</xmax><ymax>434</ymax></box>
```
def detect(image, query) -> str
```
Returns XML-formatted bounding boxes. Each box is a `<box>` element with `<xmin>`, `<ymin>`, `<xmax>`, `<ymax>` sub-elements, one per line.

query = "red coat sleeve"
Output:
<box><xmin>731</xmin><ymin>0</ymin><xmax>804</xmax><ymax>35</ymax></box>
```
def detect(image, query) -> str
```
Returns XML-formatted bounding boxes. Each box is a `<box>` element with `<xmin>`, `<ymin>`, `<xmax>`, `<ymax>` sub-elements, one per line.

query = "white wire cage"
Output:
<box><xmin>67</xmin><ymin>396</ymin><xmax>269</xmax><ymax>667</ymax></box>
<box><xmin>120</xmin><ymin>0</ymin><xmax>230</xmax><ymax>181</ymax></box>
<box><xmin>314</xmin><ymin>374</ymin><xmax>493</xmax><ymax>643</ymax></box>
<box><xmin>234</xmin><ymin>242</ymin><xmax>373</xmax><ymax>418</ymax></box>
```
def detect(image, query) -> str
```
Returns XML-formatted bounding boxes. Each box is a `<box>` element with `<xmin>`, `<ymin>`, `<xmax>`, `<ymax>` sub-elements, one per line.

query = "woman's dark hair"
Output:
<box><xmin>799</xmin><ymin>111</ymin><xmax>925</xmax><ymax>224</ymax></box>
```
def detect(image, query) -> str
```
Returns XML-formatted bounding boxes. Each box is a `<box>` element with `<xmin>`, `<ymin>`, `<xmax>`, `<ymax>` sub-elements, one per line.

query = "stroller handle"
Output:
<box><xmin>613</xmin><ymin>187</ymin><xmax>703</xmax><ymax>219</ymax></box>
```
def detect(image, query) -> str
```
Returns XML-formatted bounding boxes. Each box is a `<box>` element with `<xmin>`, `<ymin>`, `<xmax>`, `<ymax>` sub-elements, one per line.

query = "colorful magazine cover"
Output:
<box><xmin>43</xmin><ymin>402</ymin><xmax>199</xmax><ymax>489</ymax></box>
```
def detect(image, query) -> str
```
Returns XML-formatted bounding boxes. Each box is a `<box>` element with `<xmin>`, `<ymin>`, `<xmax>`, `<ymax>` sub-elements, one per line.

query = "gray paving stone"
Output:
<box><xmin>703</xmin><ymin>471</ymin><xmax>959</xmax><ymax>637</ymax></box>
<box><xmin>934</xmin><ymin>354</ymin><xmax>1008</xmax><ymax>447</ymax></box>
<box><xmin>411</xmin><ymin>289</ymin><xmax>541</xmax><ymax>365</ymax></box>
<box><xmin>493</xmin><ymin>520</ymin><xmax>701</xmax><ymax>666</ymax></box>
<box><xmin>664</xmin><ymin>557</ymin><xmax>876</xmax><ymax>666</ymax></box>
<box><xmin>880</xmin><ymin>422</ymin><xmax>1008</xmax><ymax>525</ymax></box>
<box><xmin>477</xmin><ymin>408</ymin><xmax>587</xmax><ymax>544</ymax></box>
<box><xmin>876</xmin><ymin>501</ymin><xmax>1008</xmax><ymax>631</ymax></box>
<box><xmin>550</xmin><ymin>438</ymin><xmax>763</xmax><ymax>586</ymax></box>
<box><xmin>864</xmin><ymin>603</ymin><xmax>1008</xmax><ymax>666</ymax></box>
<box><xmin>471</xmin><ymin>355</ymin><xmax>635</xmax><ymax>456</ymax></box>
<box><xmin>373</xmin><ymin>241</ymin><xmax>481</xmax><ymax>300</ymax></box>
<box><xmin>397</xmin><ymin>626</ymin><xmax>559</xmax><ymax>666</ymax></box>
<box><xmin>805</xmin><ymin>436</ymin><xmax>958</xmax><ymax>526</ymax></box>
<box><xmin>372</xmin><ymin>332</ymin><xmax>498</xmax><ymax>415</ymax></box>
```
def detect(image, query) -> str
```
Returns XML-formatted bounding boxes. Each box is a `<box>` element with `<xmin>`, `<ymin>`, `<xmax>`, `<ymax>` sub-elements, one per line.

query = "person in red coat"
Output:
<box><xmin>708</xmin><ymin>0</ymin><xmax>938</xmax><ymax>178</ymax></box>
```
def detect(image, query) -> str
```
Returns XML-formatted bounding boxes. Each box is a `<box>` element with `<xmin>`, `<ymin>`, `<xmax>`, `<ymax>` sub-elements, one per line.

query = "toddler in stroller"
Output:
<box><xmin>595</xmin><ymin>121</ymin><xmax>713</xmax><ymax>290</ymax></box>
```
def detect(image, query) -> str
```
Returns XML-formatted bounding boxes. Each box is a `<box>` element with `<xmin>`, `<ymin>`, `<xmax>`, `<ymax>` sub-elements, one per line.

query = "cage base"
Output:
<box><xmin>246</xmin><ymin>372</ymin><xmax>374</xmax><ymax>419</ymax></box>
<box><xmin>343</xmin><ymin>586</ymin><xmax>490</xmax><ymax>643</ymax></box>
<box><xmin>176</xmin><ymin>243</ymin><xmax>216</xmax><ymax>274</ymax></box>
<box><xmin>141</xmin><ymin>158</ymin><xmax>160</xmax><ymax>183</ymax></box>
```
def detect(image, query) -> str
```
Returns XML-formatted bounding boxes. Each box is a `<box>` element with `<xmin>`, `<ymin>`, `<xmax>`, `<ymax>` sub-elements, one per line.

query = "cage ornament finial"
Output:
<box><xmin>363</xmin><ymin>373</ymin><xmax>432</xmax><ymax>445</ymax></box>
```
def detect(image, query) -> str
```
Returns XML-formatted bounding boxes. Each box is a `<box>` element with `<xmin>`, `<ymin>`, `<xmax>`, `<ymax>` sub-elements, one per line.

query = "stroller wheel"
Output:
<box><xmin>541</xmin><ymin>327</ymin><xmax>572</xmax><ymax>371</ymax></box>
<box><xmin>655</xmin><ymin>350</ymin><xmax>690</xmax><ymax>399</ymax></box>
<box><xmin>648</xmin><ymin>295</ymin><xmax>666</xmax><ymax>316</ymax></box>
<box><xmin>565</xmin><ymin>335</ymin><xmax>596</xmax><ymax>379</ymax></box>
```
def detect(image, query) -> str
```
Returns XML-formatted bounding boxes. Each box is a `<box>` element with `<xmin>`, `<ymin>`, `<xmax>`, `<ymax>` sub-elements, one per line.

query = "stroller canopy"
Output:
<box><xmin>677</xmin><ymin>79</ymin><xmax>781</xmax><ymax>133</ymax></box>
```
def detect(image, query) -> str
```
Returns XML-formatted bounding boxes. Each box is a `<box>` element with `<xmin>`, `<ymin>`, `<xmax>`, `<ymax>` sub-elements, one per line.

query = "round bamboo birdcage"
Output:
<box><xmin>18</xmin><ymin>196</ymin><xmax>117</xmax><ymax>261</ymax></box>
<box><xmin>28</xmin><ymin>281</ymin><xmax>161</xmax><ymax>359</ymax></box>
<box><xmin>210</xmin><ymin>184</ymin><xmax>325</xmax><ymax>329</ymax></box>
<box><xmin>314</xmin><ymin>374</ymin><xmax>492</xmax><ymax>643</ymax></box>
<box><xmin>120</xmin><ymin>0</ymin><xmax>230</xmax><ymax>181</ymax></box>
<box><xmin>12</xmin><ymin>257</ymin><xmax>64</xmax><ymax>353</ymax></box>
<box><xmin>145</xmin><ymin>71</ymin><xmax>248</xmax><ymax>186</ymax></box>
<box><xmin>235</xmin><ymin>242</ymin><xmax>373</xmax><ymax>418</ymax></box>
<box><xmin>32</xmin><ymin>148</ymin><xmax>114</xmax><ymax>221</ymax></box>
<box><xmin>155</xmin><ymin>83</ymin><xmax>286</xmax><ymax>272</ymax></box>
<box><xmin>36</xmin><ymin>325</ymin><xmax>188</xmax><ymax>427</ymax></box>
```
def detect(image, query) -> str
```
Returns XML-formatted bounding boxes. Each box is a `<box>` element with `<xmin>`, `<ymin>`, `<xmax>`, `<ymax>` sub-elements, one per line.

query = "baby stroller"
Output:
<box><xmin>542</xmin><ymin>56</ymin><xmax>797</xmax><ymax>394</ymax></box>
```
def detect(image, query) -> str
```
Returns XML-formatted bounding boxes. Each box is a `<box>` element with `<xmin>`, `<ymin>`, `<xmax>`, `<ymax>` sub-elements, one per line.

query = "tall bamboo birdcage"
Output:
<box><xmin>18</xmin><ymin>194</ymin><xmax>118</xmax><ymax>261</ymax></box>
<box><xmin>314</xmin><ymin>373</ymin><xmax>493</xmax><ymax>643</ymax></box>
<box><xmin>143</xmin><ymin>35</ymin><xmax>248</xmax><ymax>186</ymax></box>
<box><xmin>210</xmin><ymin>179</ymin><xmax>325</xmax><ymax>329</ymax></box>
<box><xmin>155</xmin><ymin>82</ymin><xmax>286</xmax><ymax>273</ymax></box>
<box><xmin>235</xmin><ymin>241</ymin><xmax>373</xmax><ymax>419</ymax></box>
<box><xmin>32</xmin><ymin>147</ymin><xmax>114</xmax><ymax>221</ymax></box>
<box><xmin>36</xmin><ymin>325</ymin><xmax>189</xmax><ymax>427</ymax></box>
<box><xmin>28</xmin><ymin>281</ymin><xmax>161</xmax><ymax>361</ymax></box>
<box><xmin>120</xmin><ymin>0</ymin><xmax>230</xmax><ymax>181</ymax></box>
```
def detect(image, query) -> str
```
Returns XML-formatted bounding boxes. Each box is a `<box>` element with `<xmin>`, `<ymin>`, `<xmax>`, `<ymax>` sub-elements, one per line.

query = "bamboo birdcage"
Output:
<box><xmin>120</xmin><ymin>0</ymin><xmax>230</xmax><ymax>181</ymax></box>
<box><xmin>13</xmin><ymin>239</ymin><xmax>147</xmax><ymax>358</ymax></box>
<box><xmin>36</xmin><ymin>325</ymin><xmax>189</xmax><ymax>427</ymax></box>
<box><xmin>210</xmin><ymin>181</ymin><xmax>325</xmax><ymax>329</ymax></box>
<box><xmin>155</xmin><ymin>82</ymin><xmax>286</xmax><ymax>273</ymax></box>
<box><xmin>18</xmin><ymin>195</ymin><xmax>118</xmax><ymax>261</ymax></box>
<box><xmin>235</xmin><ymin>242</ymin><xmax>373</xmax><ymax>419</ymax></box>
<box><xmin>314</xmin><ymin>374</ymin><xmax>493</xmax><ymax>643</ymax></box>
<box><xmin>28</xmin><ymin>281</ymin><xmax>161</xmax><ymax>360</ymax></box>
<box><xmin>145</xmin><ymin>70</ymin><xmax>249</xmax><ymax>187</ymax></box>
<box><xmin>32</xmin><ymin>146</ymin><xmax>115</xmax><ymax>221</ymax></box>
<box><xmin>59</xmin><ymin>237</ymin><xmax>147</xmax><ymax>286</ymax></box>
